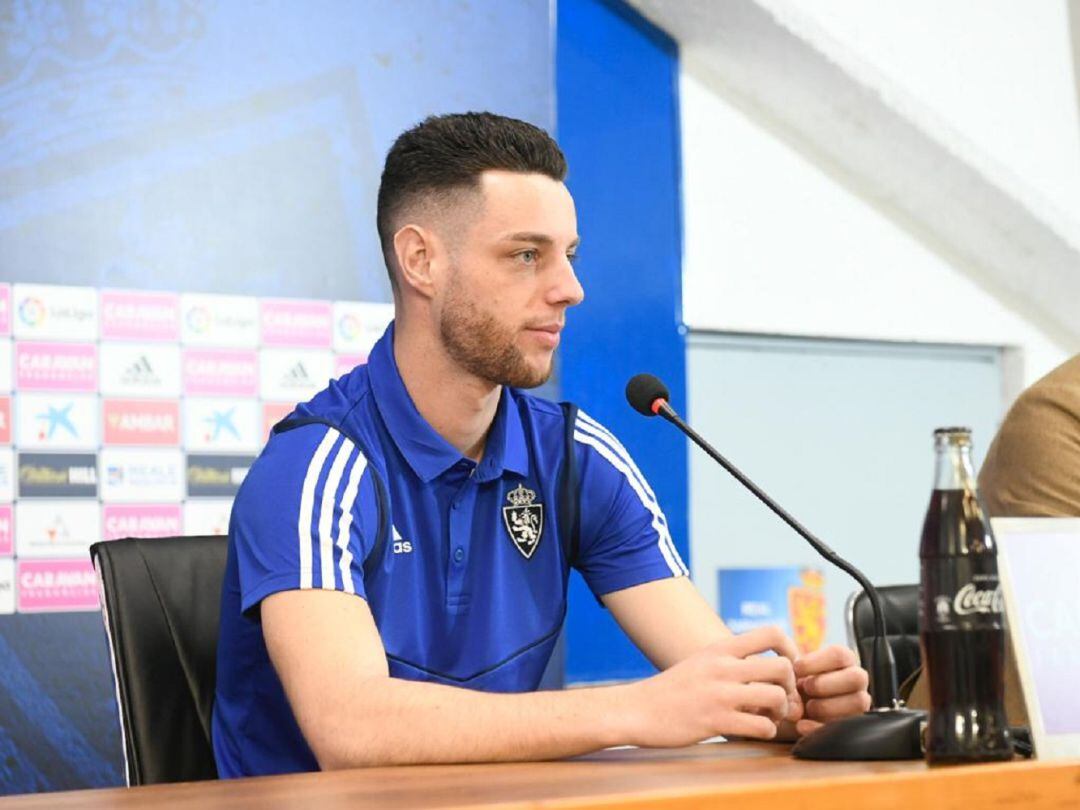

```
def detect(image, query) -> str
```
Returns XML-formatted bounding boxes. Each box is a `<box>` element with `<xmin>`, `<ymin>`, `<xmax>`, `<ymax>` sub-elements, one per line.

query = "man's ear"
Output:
<box><xmin>393</xmin><ymin>224</ymin><xmax>437</xmax><ymax>299</ymax></box>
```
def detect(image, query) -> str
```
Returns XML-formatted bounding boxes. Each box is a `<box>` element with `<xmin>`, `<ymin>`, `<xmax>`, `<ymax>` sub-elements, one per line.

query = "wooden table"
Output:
<box><xmin>2</xmin><ymin>742</ymin><xmax>1077</xmax><ymax>809</ymax></box>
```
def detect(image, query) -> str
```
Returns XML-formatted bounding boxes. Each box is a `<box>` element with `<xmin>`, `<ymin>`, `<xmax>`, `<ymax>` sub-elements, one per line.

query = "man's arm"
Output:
<box><xmin>262</xmin><ymin>588</ymin><xmax>801</xmax><ymax>769</ymax></box>
<box><xmin>603</xmin><ymin>577</ymin><xmax>871</xmax><ymax>736</ymax></box>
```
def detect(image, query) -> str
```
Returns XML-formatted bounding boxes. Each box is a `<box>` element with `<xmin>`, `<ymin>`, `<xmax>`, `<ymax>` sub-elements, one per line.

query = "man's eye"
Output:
<box><xmin>567</xmin><ymin>252</ymin><xmax>579</xmax><ymax>265</ymax></box>
<box><xmin>518</xmin><ymin>250</ymin><xmax>539</xmax><ymax>264</ymax></box>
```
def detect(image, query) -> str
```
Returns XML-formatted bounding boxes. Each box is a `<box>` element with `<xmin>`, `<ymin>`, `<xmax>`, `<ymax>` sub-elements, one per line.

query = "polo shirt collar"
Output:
<box><xmin>368</xmin><ymin>323</ymin><xmax>529</xmax><ymax>483</ymax></box>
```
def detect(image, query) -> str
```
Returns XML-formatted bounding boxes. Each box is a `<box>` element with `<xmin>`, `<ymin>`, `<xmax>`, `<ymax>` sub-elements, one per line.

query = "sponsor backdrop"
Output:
<box><xmin>0</xmin><ymin>281</ymin><xmax>390</xmax><ymax>792</ymax></box>
<box><xmin>2</xmin><ymin>282</ymin><xmax>392</xmax><ymax>615</ymax></box>
<box><xmin>0</xmin><ymin>0</ymin><xmax>553</xmax><ymax>793</ymax></box>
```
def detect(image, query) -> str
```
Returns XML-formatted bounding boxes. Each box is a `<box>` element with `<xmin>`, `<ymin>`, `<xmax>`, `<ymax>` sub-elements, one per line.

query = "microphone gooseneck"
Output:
<box><xmin>626</xmin><ymin>373</ymin><xmax>924</xmax><ymax>761</ymax></box>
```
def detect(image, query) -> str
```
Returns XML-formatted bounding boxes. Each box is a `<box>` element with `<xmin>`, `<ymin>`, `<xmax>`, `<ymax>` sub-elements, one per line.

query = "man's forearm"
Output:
<box><xmin>307</xmin><ymin>677</ymin><xmax>639</xmax><ymax>769</ymax></box>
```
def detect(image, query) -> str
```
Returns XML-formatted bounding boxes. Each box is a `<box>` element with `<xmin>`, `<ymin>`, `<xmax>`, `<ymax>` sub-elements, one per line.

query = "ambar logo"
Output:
<box><xmin>103</xmin><ymin>400</ymin><xmax>180</xmax><ymax>445</ymax></box>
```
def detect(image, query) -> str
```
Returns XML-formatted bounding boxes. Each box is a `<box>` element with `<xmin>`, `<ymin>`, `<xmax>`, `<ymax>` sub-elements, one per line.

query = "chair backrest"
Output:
<box><xmin>91</xmin><ymin>535</ymin><xmax>227</xmax><ymax>786</ymax></box>
<box><xmin>845</xmin><ymin>583</ymin><xmax>921</xmax><ymax>702</ymax></box>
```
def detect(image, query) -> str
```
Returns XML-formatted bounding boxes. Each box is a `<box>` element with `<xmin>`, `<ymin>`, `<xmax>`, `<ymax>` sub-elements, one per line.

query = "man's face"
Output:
<box><xmin>436</xmin><ymin>170</ymin><xmax>583</xmax><ymax>389</ymax></box>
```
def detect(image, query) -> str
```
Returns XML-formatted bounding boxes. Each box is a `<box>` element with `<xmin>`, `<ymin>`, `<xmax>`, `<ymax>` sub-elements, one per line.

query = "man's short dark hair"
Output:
<box><xmin>376</xmin><ymin>112</ymin><xmax>567</xmax><ymax>287</ymax></box>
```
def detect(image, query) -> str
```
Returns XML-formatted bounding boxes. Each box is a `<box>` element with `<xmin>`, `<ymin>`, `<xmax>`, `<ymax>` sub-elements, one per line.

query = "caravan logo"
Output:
<box><xmin>260</xmin><ymin>300</ymin><xmax>332</xmax><ymax>348</ymax></box>
<box><xmin>17</xmin><ymin>559</ymin><xmax>98</xmax><ymax>612</ymax></box>
<box><xmin>0</xmin><ymin>505</ymin><xmax>12</xmax><ymax>556</ymax></box>
<box><xmin>183</xmin><ymin>349</ymin><xmax>258</xmax><ymax>397</ymax></box>
<box><xmin>16</xmin><ymin>343</ymin><xmax>97</xmax><ymax>392</ymax></box>
<box><xmin>101</xmin><ymin>290</ymin><xmax>180</xmax><ymax>341</ymax></box>
<box><xmin>103</xmin><ymin>504</ymin><xmax>182</xmax><ymax>541</ymax></box>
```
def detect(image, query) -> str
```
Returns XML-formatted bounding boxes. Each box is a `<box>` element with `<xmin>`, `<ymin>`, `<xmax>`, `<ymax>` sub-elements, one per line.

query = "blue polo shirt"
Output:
<box><xmin>211</xmin><ymin>324</ymin><xmax>687</xmax><ymax>777</ymax></box>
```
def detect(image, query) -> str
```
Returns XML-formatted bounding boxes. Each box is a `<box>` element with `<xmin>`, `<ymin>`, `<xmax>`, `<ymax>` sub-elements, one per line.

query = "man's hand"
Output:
<box><xmin>624</xmin><ymin>625</ymin><xmax>804</xmax><ymax>747</ymax></box>
<box><xmin>792</xmin><ymin>645</ymin><xmax>872</xmax><ymax>736</ymax></box>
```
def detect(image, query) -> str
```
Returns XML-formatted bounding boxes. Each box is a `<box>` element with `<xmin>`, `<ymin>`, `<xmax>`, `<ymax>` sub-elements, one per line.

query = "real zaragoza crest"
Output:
<box><xmin>503</xmin><ymin>483</ymin><xmax>543</xmax><ymax>559</ymax></box>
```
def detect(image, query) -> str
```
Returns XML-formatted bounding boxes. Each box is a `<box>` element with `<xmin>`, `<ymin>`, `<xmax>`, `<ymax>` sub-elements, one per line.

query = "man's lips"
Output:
<box><xmin>525</xmin><ymin>324</ymin><xmax>562</xmax><ymax>348</ymax></box>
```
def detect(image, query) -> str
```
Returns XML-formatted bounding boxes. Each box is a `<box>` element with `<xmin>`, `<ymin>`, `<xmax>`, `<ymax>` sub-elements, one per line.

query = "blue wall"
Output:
<box><xmin>556</xmin><ymin>0</ymin><xmax>688</xmax><ymax>683</ymax></box>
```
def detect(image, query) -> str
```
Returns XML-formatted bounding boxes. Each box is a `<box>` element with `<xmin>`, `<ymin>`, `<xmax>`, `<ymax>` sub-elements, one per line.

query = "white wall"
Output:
<box><xmin>792</xmin><ymin>0</ymin><xmax>1080</xmax><ymax>219</ymax></box>
<box><xmin>680</xmin><ymin>64</ymin><xmax>1072</xmax><ymax>389</ymax></box>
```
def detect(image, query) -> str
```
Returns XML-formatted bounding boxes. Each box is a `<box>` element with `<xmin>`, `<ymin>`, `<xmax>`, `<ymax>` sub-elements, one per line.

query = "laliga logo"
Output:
<box><xmin>337</xmin><ymin>313</ymin><xmax>362</xmax><ymax>341</ymax></box>
<box><xmin>18</xmin><ymin>297</ymin><xmax>45</xmax><ymax>327</ymax></box>
<box><xmin>185</xmin><ymin>306</ymin><xmax>211</xmax><ymax>333</ymax></box>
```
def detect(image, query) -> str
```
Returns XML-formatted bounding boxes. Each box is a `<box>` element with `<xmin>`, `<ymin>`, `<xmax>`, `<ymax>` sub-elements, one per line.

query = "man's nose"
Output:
<box><xmin>550</xmin><ymin>256</ymin><xmax>585</xmax><ymax>308</ymax></box>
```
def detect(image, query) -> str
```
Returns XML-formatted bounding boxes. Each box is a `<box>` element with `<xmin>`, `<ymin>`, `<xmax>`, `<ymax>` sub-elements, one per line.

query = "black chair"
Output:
<box><xmin>845</xmin><ymin>584</ymin><xmax>921</xmax><ymax>703</ymax></box>
<box><xmin>90</xmin><ymin>535</ymin><xmax>227</xmax><ymax>786</ymax></box>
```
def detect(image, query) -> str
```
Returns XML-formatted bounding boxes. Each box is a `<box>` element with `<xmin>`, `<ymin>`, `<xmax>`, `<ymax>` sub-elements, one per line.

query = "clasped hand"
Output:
<box><xmin>631</xmin><ymin>625</ymin><xmax>871</xmax><ymax>746</ymax></box>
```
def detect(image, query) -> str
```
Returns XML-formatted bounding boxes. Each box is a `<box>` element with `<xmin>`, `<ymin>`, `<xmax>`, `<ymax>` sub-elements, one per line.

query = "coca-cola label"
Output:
<box><xmin>921</xmin><ymin>556</ymin><xmax>1004</xmax><ymax>631</ymax></box>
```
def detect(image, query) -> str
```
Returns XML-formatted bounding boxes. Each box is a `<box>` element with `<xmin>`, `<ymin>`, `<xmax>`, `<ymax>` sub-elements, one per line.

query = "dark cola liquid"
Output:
<box><xmin>919</xmin><ymin>488</ymin><xmax>1011</xmax><ymax>763</ymax></box>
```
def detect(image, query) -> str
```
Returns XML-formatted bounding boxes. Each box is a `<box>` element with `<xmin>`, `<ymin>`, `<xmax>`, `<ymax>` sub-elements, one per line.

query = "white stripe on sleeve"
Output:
<box><xmin>573</xmin><ymin>429</ymin><xmax>688</xmax><ymax>577</ymax></box>
<box><xmin>318</xmin><ymin>436</ymin><xmax>352</xmax><ymax>590</ymax></box>
<box><xmin>335</xmin><ymin>450</ymin><xmax>368</xmax><ymax>595</ymax></box>
<box><xmin>298</xmin><ymin>428</ymin><xmax>340</xmax><ymax>590</ymax></box>
<box><xmin>575</xmin><ymin>412</ymin><xmax>687</xmax><ymax>575</ymax></box>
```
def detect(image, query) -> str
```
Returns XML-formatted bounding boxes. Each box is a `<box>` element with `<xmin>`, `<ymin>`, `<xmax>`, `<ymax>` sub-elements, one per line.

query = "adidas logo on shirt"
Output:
<box><xmin>392</xmin><ymin>526</ymin><xmax>412</xmax><ymax>554</ymax></box>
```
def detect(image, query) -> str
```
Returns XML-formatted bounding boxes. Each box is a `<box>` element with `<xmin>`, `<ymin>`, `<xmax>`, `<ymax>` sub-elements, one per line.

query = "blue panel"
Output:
<box><xmin>556</xmin><ymin>0</ymin><xmax>686</xmax><ymax>683</ymax></box>
<box><xmin>0</xmin><ymin>0</ymin><xmax>553</xmax><ymax>302</ymax></box>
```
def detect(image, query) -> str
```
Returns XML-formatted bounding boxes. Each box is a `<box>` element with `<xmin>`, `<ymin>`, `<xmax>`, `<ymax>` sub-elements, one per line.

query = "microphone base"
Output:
<box><xmin>791</xmin><ymin>708</ymin><xmax>927</xmax><ymax>761</ymax></box>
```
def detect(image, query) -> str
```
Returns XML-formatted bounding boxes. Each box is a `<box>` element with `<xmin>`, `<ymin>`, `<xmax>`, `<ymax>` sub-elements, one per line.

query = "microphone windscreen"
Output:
<box><xmin>626</xmin><ymin>374</ymin><xmax>670</xmax><ymax>416</ymax></box>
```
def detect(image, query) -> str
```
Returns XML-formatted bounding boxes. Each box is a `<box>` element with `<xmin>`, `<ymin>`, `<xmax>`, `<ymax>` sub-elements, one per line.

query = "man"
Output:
<box><xmin>978</xmin><ymin>354</ymin><xmax>1080</xmax><ymax>517</ymax></box>
<box><xmin>212</xmin><ymin>112</ymin><xmax>871</xmax><ymax>777</ymax></box>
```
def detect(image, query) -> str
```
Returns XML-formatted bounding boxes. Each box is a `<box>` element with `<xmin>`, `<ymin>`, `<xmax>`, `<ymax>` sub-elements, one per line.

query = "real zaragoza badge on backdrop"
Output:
<box><xmin>788</xmin><ymin>569</ymin><xmax>826</xmax><ymax>655</ymax></box>
<box><xmin>503</xmin><ymin>483</ymin><xmax>543</xmax><ymax>559</ymax></box>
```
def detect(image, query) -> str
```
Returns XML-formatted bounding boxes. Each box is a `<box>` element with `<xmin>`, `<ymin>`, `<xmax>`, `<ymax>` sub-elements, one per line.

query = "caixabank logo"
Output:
<box><xmin>15</xmin><ymin>393</ymin><xmax>99</xmax><ymax>450</ymax></box>
<box><xmin>183</xmin><ymin>398</ymin><xmax>259</xmax><ymax>452</ymax></box>
<box><xmin>187</xmin><ymin>454</ymin><xmax>255</xmax><ymax>498</ymax></box>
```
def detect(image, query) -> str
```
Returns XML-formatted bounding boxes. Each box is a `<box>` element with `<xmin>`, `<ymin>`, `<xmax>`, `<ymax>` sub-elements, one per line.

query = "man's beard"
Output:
<box><xmin>439</xmin><ymin>280</ymin><xmax>553</xmax><ymax>389</ymax></box>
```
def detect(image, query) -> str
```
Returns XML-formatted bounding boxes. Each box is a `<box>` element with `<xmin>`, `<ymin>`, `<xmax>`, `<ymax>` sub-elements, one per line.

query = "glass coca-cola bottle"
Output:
<box><xmin>919</xmin><ymin>427</ymin><xmax>1011</xmax><ymax>763</ymax></box>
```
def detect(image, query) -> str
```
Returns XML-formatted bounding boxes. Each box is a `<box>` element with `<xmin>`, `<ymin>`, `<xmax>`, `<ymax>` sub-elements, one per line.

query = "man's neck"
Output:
<box><xmin>392</xmin><ymin>325</ymin><xmax>500</xmax><ymax>462</ymax></box>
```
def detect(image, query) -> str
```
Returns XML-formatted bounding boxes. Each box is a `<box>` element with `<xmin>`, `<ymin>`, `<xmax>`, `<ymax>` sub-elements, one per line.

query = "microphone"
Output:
<box><xmin>626</xmin><ymin>373</ymin><xmax>925</xmax><ymax>760</ymax></box>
